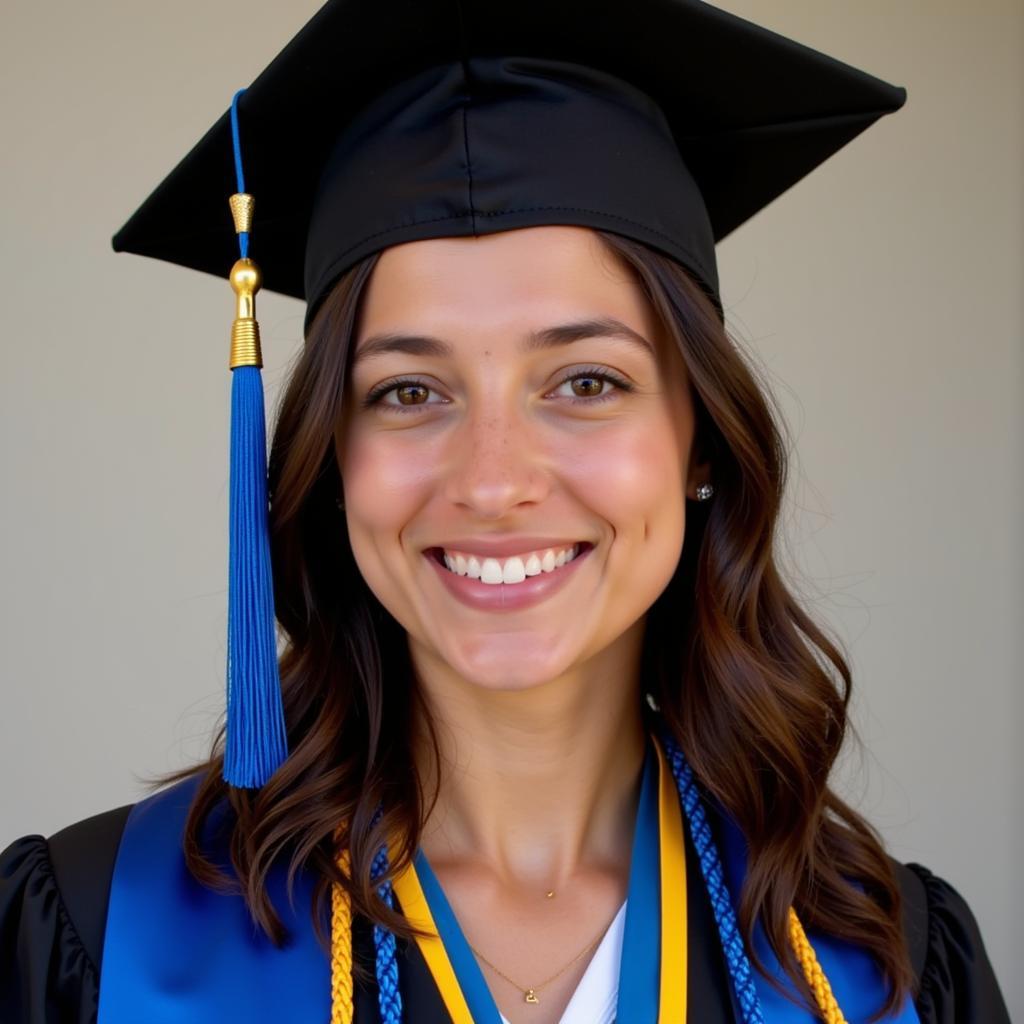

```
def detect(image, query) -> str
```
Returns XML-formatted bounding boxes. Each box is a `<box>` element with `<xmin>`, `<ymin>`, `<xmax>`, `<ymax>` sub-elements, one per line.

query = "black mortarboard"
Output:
<box><xmin>113</xmin><ymin>0</ymin><xmax>906</xmax><ymax>321</ymax></box>
<box><xmin>110</xmin><ymin>0</ymin><xmax>906</xmax><ymax>788</ymax></box>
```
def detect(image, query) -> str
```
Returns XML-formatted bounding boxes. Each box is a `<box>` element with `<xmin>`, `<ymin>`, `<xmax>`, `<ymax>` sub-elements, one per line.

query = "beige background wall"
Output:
<box><xmin>2</xmin><ymin>0</ymin><xmax>1020</xmax><ymax>1014</ymax></box>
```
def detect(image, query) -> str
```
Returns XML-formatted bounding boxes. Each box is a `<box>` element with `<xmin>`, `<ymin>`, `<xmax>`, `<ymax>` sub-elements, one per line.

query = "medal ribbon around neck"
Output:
<box><xmin>328</xmin><ymin>729</ymin><xmax>909</xmax><ymax>1023</ymax></box>
<box><xmin>383</xmin><ymin>735</ymin><xmax>686</xmax><ymax>1024</ymax></box>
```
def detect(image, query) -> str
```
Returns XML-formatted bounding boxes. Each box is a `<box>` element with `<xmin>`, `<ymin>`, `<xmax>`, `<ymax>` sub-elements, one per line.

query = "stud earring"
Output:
<box><xmin>695</xmin><ymin>482</ymin><xmax>714</xmax><ymax>501</ymax></box>
<box><xmin>335</xmin><ymin>496</ymin><xmax>345</xmax><ymax>511</ymax></box>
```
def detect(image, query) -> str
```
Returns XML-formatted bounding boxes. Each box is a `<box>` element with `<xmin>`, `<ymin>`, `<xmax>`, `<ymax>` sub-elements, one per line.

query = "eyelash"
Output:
<box><xmin>362</xmin><ymin>366</ymin><xmax>635</xmax><ymax>415</ymax></box>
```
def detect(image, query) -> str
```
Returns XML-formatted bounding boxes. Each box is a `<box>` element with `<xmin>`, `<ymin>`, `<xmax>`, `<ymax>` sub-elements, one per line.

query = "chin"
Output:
<box><xmin>442</xmin><ymin>639</ymin><xmax>580</xmax><ymax>693</ymax></box>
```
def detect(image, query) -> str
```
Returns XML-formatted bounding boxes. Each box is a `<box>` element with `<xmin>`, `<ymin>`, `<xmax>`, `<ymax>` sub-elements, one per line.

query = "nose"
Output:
<box><xmin>441</xmin><ymin>400</ymin><xmax>550</xmax><ymax>518</ymax></box>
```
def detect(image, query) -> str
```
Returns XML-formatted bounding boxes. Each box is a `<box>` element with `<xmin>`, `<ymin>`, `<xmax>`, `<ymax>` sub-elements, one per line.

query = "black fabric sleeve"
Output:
<box><xmin>901</xmin><ymin>861</ymin><xmax>1012</xmax><ymax>1024</ymax></box>
<box><xmin>0</xmin><ymin>805</ymin><xmax>131</xmax><ymax>1024</ymax></box>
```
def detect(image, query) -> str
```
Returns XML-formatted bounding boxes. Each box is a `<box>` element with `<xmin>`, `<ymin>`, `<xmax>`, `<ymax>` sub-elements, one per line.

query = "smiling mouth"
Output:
<box><xmin>425</xmin><ymin>542</ymin><xmax>594</xmax><ymax>584</ymax></box>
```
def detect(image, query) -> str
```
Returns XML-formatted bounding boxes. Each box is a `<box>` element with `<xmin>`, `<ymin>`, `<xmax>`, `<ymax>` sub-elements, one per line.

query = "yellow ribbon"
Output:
<box><xmin>331</xmin><ymin>732</ymin><xmax>846</xmax><ymax>1023</ymax></box>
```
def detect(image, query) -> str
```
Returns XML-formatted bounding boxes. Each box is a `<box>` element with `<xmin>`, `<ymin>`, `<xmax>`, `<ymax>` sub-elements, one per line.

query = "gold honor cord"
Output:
<box><xmin>328</xmin><ymin>737</ymin><xmax>850</xmax><ymax>1024</ymax></box>
<box><xmin>788</xmin><ymin>908</ymin><xmax>849</xmax><ymax>1024</ymax></box>
<box><xmin>330</xmin><ymin>845</ymin><xmax>355</xmax><ymax>1024</ymax></box>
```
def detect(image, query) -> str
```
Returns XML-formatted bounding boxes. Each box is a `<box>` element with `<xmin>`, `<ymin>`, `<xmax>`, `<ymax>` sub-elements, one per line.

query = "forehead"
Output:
<box><xmin>354</xmin><ymin>225</ymin><xmax>662</xmax><ymax>346</ymax></box>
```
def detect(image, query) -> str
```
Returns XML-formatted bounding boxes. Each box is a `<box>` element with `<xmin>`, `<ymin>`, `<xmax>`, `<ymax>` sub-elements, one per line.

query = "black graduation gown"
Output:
<box><xmin>0</xmin><ymin>800</ymin><xmax>1011</xmax><ymax>1024</ymax></box>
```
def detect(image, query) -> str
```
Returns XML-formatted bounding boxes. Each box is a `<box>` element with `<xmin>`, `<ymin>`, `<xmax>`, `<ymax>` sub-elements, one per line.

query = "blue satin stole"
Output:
<box><xmin>97</xmin><ymin>773</ymin><xmax>333</xmax><ymax>1022</ymax></box>
<box><xmin>98</xmin><ymin>748</ymin><xmax>921</xmax><ymax>1023</ymax></box>
<box><xmin>713</xmin><ymin>806</ymin><xmax>922</xmax><ymax>1024</ymax></box>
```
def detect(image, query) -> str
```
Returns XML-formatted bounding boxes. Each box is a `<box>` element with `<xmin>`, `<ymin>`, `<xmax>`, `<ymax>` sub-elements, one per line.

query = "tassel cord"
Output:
<box><xmin>222</xmin><ymin>85</ymin><xmax>288</xmax><ymax>787</ymax></box>
<box><xmin>230</xmin><ymin>89</ymin><xmax>249</xmax><ymax>258</ymax></box>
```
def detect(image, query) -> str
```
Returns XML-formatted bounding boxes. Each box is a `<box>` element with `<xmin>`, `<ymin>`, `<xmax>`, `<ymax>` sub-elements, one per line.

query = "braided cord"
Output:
<box><xmin>660</xmin><ymin>728</ymin><xmax>848</xmax><ymax>1024</ymax></box>
<box><xmin>660</xmin><ymin>729</ymin><xmax>766</xmax><ymax>1023</ymax></box>
<box><xmin>370</xmin><ymin>841</ymin><xmax>404</xmax><ymax>1023</ymax></box>
<box><xmin>330</xmin><ymin>846</ymin><xmax>355</xmax><ymax>1024</ymax></box>
<box><xmin>788</xmin><ymin>908</ymin><xmax>848</xmax><ymax>1024</ymax></box>
<box><xmin>331</xmin><ymin>804</ymin><xmax>404</xmax><ymax>1024</ymax></box>
<box><xmin>329</xmin><ymin>736</ymin><xmax>847</xmax><ymax>1024</ymax></box>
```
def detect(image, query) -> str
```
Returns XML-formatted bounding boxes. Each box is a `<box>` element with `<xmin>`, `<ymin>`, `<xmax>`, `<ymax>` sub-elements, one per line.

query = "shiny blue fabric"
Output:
<box><xmin>97</xmin><ymin>774</ymin><xmax>330</xmax><ymax>1024</ymax></box>
<box><xmin>98</xmin><ymin>756</ymin><xmax>922</xmax><ymax>1022</ymax></box>
<box><xmin>614</xmin><ymin>740</ymin><xmax>660</xmax><ymax>1019</ymax></box>
<box><xmin>713</xmin><ymin>806</ymin><xmax>921</xmax><ymax>1024</ymax></box>
<box><xmin>413</xmin><ymin>851</ymin><xmax>504</xmax><ymax>1023</ymax></box>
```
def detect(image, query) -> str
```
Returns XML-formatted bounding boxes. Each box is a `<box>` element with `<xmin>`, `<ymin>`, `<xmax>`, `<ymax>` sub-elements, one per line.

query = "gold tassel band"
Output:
<box><xmin>230</xmin><ymin>318</ymin><xmax>262</xmax><ymax>369</ymax></box>
<box><xmin>229</xmin><ymin>192</ymin><xmax>255</xmax><ymax>235</ymax></box>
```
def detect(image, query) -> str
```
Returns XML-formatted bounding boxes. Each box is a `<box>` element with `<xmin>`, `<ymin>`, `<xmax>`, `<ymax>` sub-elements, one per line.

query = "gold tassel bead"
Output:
<box><xmin>229</xmin><ymin>257</ymin><xmax>263</xmax><ymax>369</ymax></box>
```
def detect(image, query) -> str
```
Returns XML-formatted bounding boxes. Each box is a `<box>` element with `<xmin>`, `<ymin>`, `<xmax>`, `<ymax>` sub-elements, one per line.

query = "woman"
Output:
<box><xmin>0</xmin><ymin>1</ymin><xmax>1012</xmax><ymax>1022</ymax></box>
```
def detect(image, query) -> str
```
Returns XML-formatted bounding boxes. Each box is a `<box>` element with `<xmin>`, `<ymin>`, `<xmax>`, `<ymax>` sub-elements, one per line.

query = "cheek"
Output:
<box><xmin>339</xmin><ymin>432</ymin><xmax>436</xmax><ymax>630</ymax></box>
<box><xmin>559</xmin><ymin>418</ymin><xmax>686</xmax><ymax>535</ymax></box>
<box><xmin>342</xmin><ymin>431</ymin><xmax>436</xmax><ymax>529</ymax></box>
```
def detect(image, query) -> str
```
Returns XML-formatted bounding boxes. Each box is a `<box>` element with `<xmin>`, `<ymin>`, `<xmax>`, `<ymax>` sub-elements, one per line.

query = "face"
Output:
<box><xmin>336</xmin><ymin>225</ymin><xmax>705</xmax><ymax>693</ymax></box>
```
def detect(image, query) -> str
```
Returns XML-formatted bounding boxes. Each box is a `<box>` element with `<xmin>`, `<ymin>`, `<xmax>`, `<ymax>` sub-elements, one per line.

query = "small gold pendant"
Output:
<box><xmin>524</xmin><ymin>989</ymin><xmax>540</xmax><ymax>1004</ymax></box>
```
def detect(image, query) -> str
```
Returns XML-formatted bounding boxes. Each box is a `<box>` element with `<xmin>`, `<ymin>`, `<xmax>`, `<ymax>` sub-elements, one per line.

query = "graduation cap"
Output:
<box><xmin>111</xmin><ymin>0</ymin><xmax>906</xmax><ymax>788</ymax></box>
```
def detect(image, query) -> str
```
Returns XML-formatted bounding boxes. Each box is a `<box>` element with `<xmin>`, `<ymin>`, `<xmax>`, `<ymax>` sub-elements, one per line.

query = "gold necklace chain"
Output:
<box><xmin>465</xmin><ymin>926</ymin><xmax>606</xmax><ymax>1005</ymax></box>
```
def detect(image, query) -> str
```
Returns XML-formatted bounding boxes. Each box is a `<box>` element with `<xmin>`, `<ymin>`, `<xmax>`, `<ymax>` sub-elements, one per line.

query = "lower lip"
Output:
<box><xmin>424</xmin><ymin>545</ymin><xmax>593</xmax><ymax>612</ymax></box>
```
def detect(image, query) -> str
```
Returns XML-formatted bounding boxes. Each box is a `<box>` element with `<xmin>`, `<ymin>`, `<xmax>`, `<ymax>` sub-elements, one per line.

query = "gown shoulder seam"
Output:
<box><xmin>901</xmin><ymin>860</ymin><xmax>1013</xmax><ymax>1022</ymax></box>
<box><xmin>46</xmin><ymin>801</ymin><xmax>134</xmax><ymax>974</ymax></box>
<box><xmin>902</xmin><ymin>862</ymin><xmax>940</xmax><ymax>999</ymax></box>
<box><xmin>37</xmin><ymin>836</ymin><xmax>103</xmax><ymax>980</ymax></box>
<box><xmin>890</xmin><ymin>856</ymin><xmax>930</xmax><ymax>996</ymax></box>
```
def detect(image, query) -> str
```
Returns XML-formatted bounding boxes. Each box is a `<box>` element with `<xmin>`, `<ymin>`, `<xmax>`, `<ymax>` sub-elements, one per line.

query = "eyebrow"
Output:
<box><xmin>350</xmin><ymin>316</ymin><xmax>655</xmax><ymax>366</ymax></box>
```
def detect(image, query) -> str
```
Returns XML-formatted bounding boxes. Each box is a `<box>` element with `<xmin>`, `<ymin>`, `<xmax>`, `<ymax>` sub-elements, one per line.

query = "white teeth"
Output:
<box><xmin>480</xmin><ymin>558</ymin><xmax>504</xmax><ymax>584</ymax></box>
<box><xmin>441</xmin><ymin>544</ymin><xmax>582</xmax><ymax>585</ymax></box>
<box><xmin>502</xmin><ymin>556</ymin><xmax>526</xmax><ymax>584</ymax></box>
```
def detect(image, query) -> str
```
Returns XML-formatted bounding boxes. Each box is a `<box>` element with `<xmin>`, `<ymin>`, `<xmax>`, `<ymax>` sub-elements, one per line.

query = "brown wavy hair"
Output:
<box><xmin>165</xmin><ymin>229</ymin><xmax>914</xmax><ymax>1016</ymax></box>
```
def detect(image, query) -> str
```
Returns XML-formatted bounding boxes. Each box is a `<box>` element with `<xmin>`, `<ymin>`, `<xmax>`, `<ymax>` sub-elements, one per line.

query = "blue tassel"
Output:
<box><xmin>224</xmin><ymin>364</ymin><xmax>288</xmax><ymax>787</ymax></box>
<box><xmin>222</xmin><ymin>87</ymin><xmax>288</xmax><ymax>788</ymax></box>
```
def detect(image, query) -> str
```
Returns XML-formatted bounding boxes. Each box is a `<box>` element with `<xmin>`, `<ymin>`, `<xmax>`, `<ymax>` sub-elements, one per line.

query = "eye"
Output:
<box><xmin>361</xmin><ymin>377</ymin><xmax>449</xmax><ymax>414</ymax></box>
<box><xmin>361</xmin><ymin>366</ymin><xmax>634</xmax><ymax>415</ymax></box>
<box><xmin>549</xmin><ymin>366</ymin><xmax>634</xmax><ymax>405</ymax></box>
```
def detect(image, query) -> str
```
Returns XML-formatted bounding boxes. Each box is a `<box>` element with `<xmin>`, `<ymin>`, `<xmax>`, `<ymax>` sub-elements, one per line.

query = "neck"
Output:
<box><xmin>410</xmin><ymin>627</ymin><xmax>647</xmax><ymax>889</ymax></box>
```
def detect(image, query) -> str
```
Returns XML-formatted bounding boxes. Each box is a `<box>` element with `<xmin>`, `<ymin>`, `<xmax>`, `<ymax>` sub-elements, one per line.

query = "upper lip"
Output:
<box><xmin>426</xmin><ymin>537</ymin><xmax>591</xmax><ymax>558</ymax></box>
